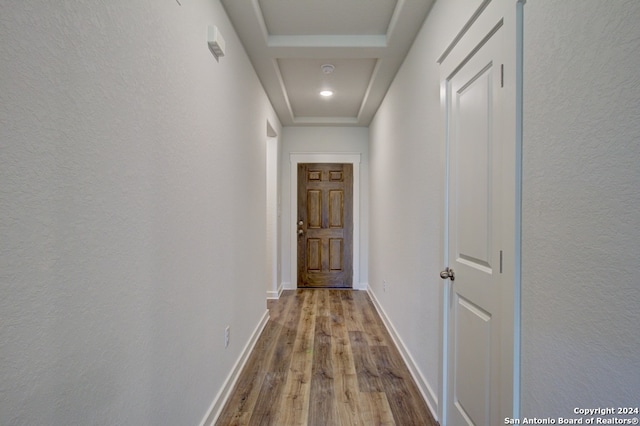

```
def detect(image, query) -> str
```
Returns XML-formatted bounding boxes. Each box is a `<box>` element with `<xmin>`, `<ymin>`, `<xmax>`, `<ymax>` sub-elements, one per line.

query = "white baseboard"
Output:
<box><xmin>367</xmin><ymin>288</ymin><xmax>439</xmax><ymax>422</ymax></box>
<box><xmin>282</xmin><ymin>281</ymin><xmax>295</xmax><ymax>290</ymax></box>
<box><xmin>354</xmin><ymin>281</ymin><xmax>368</xmax><ymax>291</ymax></box>
<box><xmin>199</xmin><ymin>310</ymin><xmax>270</xmax><ymax>426</ymax></box>
<box><xmin>266</xmin><ymin>283</ymin><xmax>283</xmax><ymax>299</ymax></box>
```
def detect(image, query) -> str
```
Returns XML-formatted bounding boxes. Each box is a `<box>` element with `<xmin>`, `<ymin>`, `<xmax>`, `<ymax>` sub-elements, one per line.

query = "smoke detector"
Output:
<box><xmin>321</xmin><ymin>64</ymin><xmax>335</xmax><ymax>74</ymax></box>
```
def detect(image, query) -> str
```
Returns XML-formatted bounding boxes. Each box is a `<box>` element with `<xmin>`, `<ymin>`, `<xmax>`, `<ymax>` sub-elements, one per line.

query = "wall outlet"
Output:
<box><xmin>224</xmin><ymin>326</ymin><xmax>230</xmax><ymax>348</ymax></box>
<box><xmin>383</xmin><ymin>281</ymin><xmax>387</xmax><ymax>292</ymax></box>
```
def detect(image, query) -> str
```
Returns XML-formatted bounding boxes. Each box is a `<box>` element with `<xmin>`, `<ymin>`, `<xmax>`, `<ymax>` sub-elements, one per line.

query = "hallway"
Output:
<box><xmin>216</xmin><ymin>290</ymin><xmax>437</xmax><ymax>425</ymax></box>
<box><xmin>2</xmin><ymin>1</ymin><xmax>639</xmax><ymax>424</ymax></box>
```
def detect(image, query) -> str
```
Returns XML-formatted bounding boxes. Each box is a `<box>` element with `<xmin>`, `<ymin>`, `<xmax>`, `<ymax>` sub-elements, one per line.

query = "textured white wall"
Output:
<box><xmin>0</xmin><ymin>1</ymin><xmax>280</xmax><ymax>424</ymax></box>
<box><xmin>370</xmin><ymin>0</ymin><xmax>640</xmax><ymax>419</ymax></box>
<box><xmin>369</xmin><ymin>0</ymin><xmax>484</xmax><ymax>416</ymax></box>
<box><xmin>280</xmin><ymin>127</ymin><xmax>369</xmax><ymax>289</ymax></box>
<box><xmin>521</xmin><ymin>0</ymin><xmax>640</xmax><ymax>416</ymax></box>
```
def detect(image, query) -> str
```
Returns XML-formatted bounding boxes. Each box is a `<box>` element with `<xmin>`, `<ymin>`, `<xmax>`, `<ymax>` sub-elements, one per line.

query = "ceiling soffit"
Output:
<box><xmin>221</xmin><ymin>0</ymin><xmax>434</xmax><ymax>126</ymax></box>
<box><xmin>258</xmin><ymin>0</ymin><xmax>397</xmax><ymax>35</ymax></box>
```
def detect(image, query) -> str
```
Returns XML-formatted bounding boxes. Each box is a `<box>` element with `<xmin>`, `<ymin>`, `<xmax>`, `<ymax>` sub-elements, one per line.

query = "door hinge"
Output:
<box><xmin>499</xmin><ymin>250</ymin><xmax>503</xmax><ymax>274</ymax></box>
<box><xmin>500</xmin><ymin>64</ymin><xmax>504</xmax><ymax>88</ymax></box>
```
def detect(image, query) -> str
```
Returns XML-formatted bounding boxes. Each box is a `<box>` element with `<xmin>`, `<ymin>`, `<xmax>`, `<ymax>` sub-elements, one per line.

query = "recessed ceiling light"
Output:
<box><xmin>320</xmin><ymin>90</ymin><xmax>334</xmax><ymax>97</ymax></box>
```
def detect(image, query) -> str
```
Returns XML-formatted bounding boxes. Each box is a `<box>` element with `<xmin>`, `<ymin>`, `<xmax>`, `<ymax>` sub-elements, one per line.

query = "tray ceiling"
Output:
<box><xmin>220</xmin><ymin>0</ymin><xmax>434</xmax><ymax>126</ymax></box>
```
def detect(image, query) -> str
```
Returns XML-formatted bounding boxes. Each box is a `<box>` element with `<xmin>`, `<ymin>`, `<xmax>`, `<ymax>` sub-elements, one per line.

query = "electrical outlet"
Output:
<box><xmin>383</xmin><ymin>280</ymin><xmax>387</xmax><ymax>292</ymax></box>
<box><xmin>225</xmin><ymin>326</ymin><xmax>230</xmax><ymax>348</ymax></box>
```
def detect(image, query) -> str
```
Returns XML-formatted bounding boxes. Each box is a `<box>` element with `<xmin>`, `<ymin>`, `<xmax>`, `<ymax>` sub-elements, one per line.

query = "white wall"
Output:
<box><xmin>521</xmin><ymin>0</ymin><xmax>640</xmax><ymax>416</ymax></box>
<box><xmin>280</xmin><ymin>127</ymin><xmax>369</xmax><ymax>290</ymax></box>
<box><xmin>0</xmin><ymin>1</ymin><xmax>280</xmax><ymax>424</ymax></box>
<box><xmin>370</xmin><ymin>0</ymin><xmax>640</xmax><ymax>420</ymax></box>
<box><xmin>369</xmin><ymin>0</ymin><xmax>484</xmax><ymax>416</ymax></box>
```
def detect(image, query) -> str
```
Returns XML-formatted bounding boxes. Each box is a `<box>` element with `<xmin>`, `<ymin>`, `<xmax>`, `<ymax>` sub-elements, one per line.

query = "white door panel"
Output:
<box><xmin>456</xmin><ymin>64</ymin><xmax>493</xmax><ymax>273</ymax></box>
<box><xmin>441</xmin><ymin>4</ymin><xmax>515</xmax><ymax>424</ymax></box>
<box><xmin>454</xmin><ymin>296</ymin><xmax>492</xmax><ymax>425</ymax></box>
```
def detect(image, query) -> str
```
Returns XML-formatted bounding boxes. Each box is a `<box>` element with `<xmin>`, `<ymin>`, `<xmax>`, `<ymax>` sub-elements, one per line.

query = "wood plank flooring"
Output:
<box><xmin>215</xmin><ymin>289</ymin><xmax>438</xmax><ymax>426</ymax></box>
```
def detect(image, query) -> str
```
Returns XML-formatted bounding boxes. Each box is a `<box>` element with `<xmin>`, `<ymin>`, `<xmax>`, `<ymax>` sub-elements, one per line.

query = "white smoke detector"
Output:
<box><xmin>321</xmin><ymin>64</ymin><xmax>335</xmax><ymax>74</ymax></box>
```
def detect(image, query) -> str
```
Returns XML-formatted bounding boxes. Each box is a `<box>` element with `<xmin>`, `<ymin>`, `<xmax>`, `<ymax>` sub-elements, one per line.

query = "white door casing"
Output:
<box><xmin>439</xmin><ymin>0</ymin><xmax>520</xmax><ymax>424</ymax></box>
<box><xmin>266</xmin><ymin>133</ymin><xmax>280</xmax><ymax>299</ymax></box>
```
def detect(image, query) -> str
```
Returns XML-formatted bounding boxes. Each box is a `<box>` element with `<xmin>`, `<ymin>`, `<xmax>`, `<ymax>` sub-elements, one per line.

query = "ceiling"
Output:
<box><xmin>220</xmin><ymin>0</ymin><xmax>435</xmax><ymax>126</ymax></box>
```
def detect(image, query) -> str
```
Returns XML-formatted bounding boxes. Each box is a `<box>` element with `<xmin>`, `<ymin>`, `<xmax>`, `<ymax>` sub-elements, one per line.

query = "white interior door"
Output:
<box><xmin>440</xmin><ymin>2</ymin><xmax>517</xmax><ymax>424</ymax></box>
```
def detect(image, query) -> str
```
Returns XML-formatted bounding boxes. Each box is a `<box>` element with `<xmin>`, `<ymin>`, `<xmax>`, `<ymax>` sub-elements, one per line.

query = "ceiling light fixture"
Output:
<box><xmin>320</xmin><ymin>90</ymin><xmax>334</xmax><ymax>97</ymax></box>
<box><xmin>321</xmin><ymin>64</ymin><xmax>335</xmax><ymax>74</ymax></box>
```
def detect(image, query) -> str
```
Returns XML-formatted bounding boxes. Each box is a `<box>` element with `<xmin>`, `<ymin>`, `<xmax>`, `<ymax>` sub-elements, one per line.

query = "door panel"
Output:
<box><xmin>307</xmin><ymin>239</ymin><xmax>321</xmax><ymax>271</ymax></box>
<box><xmin>308</xmin><ymin>190</ymin><xmax>322</xmax><ymax>228</ymax></box>
<box><xmin>298</xmin><ymin>163</ymin><xmax>353</xmax><ymax>288</ymax></box>
<box><xmin>454</xmin><ymin>296</ymin><xmax>492</xmax><ymax>425</ymax></box>
<box><xmin>445</xmin><ymin>20</ymin><xmax>504</xmax><ymax>426</ymax></box>
<box><xmin>329</xmin><ymin>190</ymin><xmax>344</xmax><ymax>227</ymax></box>
<box><xmin>329</xmin><ymin>239</ymin><xmax>343</xmax><ymax>270</ymax></box>
<box><xmin>457</xmin><ymin>65</ymin><xmax>493</xmax><ymax>271</ymax></box>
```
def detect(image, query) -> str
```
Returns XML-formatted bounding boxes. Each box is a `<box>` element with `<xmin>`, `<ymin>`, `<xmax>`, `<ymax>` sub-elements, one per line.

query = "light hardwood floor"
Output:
<box><xmin>215</xmin><ymin>289</ymin><xmax>438</xmax><ymax>426</ymax></box>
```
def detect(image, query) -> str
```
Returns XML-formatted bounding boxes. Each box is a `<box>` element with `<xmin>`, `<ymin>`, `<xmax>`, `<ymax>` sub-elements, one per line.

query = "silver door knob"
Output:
<box><xmin>440</xmin><ymin>267</ymin><xmax>455</xmax><ymax>281</ymax></box>
<box><xmin>297</xmin><ymin>229</ymin><xmax>304</xmax><ymax>236</ymax></box>
<box><xmin>298</xmin><ymin>221</ymin><xmax>304</xmax><ymax>226</ymax></box>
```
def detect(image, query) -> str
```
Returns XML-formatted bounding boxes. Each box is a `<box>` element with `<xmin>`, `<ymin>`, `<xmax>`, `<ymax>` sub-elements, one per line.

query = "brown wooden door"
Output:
<box><xmin>297</xmin><ymin>163</ymin><xmax>353</xmax><ymax>288</ymax></box>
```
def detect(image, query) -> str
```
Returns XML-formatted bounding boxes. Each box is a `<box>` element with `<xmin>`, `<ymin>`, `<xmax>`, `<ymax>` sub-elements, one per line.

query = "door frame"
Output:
<box><xmin>266</xmin><ymin>121</ymin><xmax>280</xmax><ymax>299</ymax></box>
<box><xmin>437</xmin><ymin>0</ymin><xmax>523</xmax><ymax>423</ymax></box>
<box><xmin>289</xmin><ymin>153</ymin><xmax>362</xmax><ymax>290</ymax></box>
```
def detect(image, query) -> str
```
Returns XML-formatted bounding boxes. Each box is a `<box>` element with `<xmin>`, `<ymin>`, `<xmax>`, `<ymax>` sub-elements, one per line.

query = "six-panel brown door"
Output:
<box><xmin>297</xmin><ymin>163</ymin><xmax>353</xmax><ymax>288</ymax></box>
